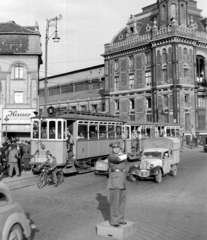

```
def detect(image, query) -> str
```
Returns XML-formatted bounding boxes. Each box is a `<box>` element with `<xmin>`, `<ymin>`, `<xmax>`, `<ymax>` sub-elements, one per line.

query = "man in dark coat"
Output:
<box><xmin>107</xmin><ymin>141</ymin><xmax>127</xmax><ymax>227</ymax></box>
<box><xmin>22</xmin><ymin>141</ymin><xmax>31</xmax><ymax>171</ymax></box>
<box><xmin>8</xmin><ymin>143</ymin><xmax>20</xmax><ymax>177</ymax></box>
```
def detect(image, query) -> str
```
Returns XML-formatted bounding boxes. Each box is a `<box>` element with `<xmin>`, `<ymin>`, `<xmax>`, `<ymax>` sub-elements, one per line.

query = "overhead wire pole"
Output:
<box><xmin>44</xmin><ymin>14</ymin><xmax>62</xmax><ymax>116</ymax></box>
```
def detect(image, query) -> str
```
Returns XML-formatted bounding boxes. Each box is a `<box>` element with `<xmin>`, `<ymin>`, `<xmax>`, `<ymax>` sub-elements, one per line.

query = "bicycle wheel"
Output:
<box><xmin>57</xmin><ymin>170</ymin><xmax>64</xmax><ymax>184</ymax></box>
<box><xmin>37</xmin><ymin>172</ymin><xmax>47</xmax><ymax>189</ymax></box>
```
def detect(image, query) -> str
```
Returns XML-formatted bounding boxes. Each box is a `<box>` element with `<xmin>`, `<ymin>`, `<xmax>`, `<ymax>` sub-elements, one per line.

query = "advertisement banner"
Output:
<box><xmin>2</xmin><ymin>109</ymin><xmax>36</xmax><ymax>124</ymax></box>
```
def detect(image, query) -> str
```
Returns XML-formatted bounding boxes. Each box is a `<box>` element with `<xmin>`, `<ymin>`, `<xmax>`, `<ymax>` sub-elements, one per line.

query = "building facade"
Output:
<box><xmin>0</xmin><ymin>21</ymin><xmax>42</xmax><ymax>143</ymax></box>
<box><xmin>39</xmin><ymin>65</ymin><xmax>105</xmax><ymax>113</ymax></box>
<box><xmin>103</xmin><ymin>0</ymin><xmax>207</xmax><ymax>137</ymax></box>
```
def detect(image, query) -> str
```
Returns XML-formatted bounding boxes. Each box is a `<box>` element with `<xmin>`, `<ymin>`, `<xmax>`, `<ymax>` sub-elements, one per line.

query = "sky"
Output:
<box><xmin>1</xmin><ymin>0</ymin><xmax>207</xmax><ymax>78</ymax></box>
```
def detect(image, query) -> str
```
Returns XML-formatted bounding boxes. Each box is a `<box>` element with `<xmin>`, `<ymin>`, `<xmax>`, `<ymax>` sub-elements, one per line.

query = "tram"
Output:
<box><xmin>124</xmin><ymin>122</ymin><xmax>181</xmax><ymax>161</ymax></box>
<box><xmin>30</xmin><ymin>110</ymin><xmax>125</xmax><ymax>174</ymax></box>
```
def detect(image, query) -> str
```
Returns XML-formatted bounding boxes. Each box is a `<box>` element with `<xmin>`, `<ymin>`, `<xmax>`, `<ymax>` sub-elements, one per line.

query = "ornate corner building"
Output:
<box><xmin>103</xmin><ymin>0</ymin><xmax>207</xmax><ymax>136</ymax></box>
<box><xmin>0</xmin><ymin>21</ymin><xmax>42</xmax><ymax>143</ymax></box>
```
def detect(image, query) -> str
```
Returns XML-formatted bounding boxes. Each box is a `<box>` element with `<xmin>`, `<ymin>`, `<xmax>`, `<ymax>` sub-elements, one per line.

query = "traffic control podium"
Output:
<box><xmin>97</xmin><ymin>220</ymin><xmax>136</xmax><ymax>240</ymax></box>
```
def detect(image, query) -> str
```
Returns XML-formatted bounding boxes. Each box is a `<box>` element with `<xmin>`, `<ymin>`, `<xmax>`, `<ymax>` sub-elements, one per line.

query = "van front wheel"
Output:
<box><xmin>154</xmin><ymin>168</ymin><xmax>162</xmax><ymax>183</ymax></box>
<box><xmin>170</xmin><ymin>165</ymin><xmax>177</xmax><ymax>177</ymax></box>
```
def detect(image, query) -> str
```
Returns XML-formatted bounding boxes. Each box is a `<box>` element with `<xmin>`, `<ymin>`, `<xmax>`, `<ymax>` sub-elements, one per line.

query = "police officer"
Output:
<box><xmin>107</xmin><ymin>141</ymin><xmax>127</xmax><ymax>227</ymax></box>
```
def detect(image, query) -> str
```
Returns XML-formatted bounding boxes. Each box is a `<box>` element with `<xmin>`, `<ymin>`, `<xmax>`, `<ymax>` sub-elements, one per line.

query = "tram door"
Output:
<box><xmin>66</xmin><ymin>120</ymin><xmax>76</xmax><ymax>164</ymax></box>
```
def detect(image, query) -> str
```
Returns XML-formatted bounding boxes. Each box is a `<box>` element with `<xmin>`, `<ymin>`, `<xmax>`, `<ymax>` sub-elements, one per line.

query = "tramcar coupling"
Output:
<box><xmin>30</xmin><ymin>111</ymin><xmax>125</xmax><ymax>174</ymax></box>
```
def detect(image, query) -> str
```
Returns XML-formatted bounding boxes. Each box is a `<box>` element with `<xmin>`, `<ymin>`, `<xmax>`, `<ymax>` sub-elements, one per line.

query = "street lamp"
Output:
<box><xmin>4</xmin><ymin>115</ymin><xmax>9</xmax><ymax>138</ymax></box>
<box><xmin>44</xmin><ymin>14</ymin><xmax>62</xmax><ymax>116</ymax></box>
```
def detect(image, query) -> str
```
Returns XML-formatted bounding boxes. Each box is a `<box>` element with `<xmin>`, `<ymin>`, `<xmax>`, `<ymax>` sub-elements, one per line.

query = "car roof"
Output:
<box><xmin>143</xmin><ymin>148</ymin><xmax>169</xmax><ymax>152</ymax></box>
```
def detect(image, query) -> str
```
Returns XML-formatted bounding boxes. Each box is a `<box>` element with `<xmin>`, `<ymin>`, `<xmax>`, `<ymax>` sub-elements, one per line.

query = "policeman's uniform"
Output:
<box><xmin>107</xmin><ymin>141</ymin><xmax>127</xmax><ymax>227</ymax></box>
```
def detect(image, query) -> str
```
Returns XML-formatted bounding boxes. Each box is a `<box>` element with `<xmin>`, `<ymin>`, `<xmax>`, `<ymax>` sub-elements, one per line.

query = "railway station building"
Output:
<box><xmin>103</xmin><ymin>0</ymin><xmax>207</xmax><ymax>139</ymax></box>
<box><xmin>40</xmin><ymin>0</ymin><xmax>207</xmax><ymax>141</ymax></box>
<box><xmin>0</xmin><ymin>21</ymin><xmax>42</xmax><ymax>144</ymax></box>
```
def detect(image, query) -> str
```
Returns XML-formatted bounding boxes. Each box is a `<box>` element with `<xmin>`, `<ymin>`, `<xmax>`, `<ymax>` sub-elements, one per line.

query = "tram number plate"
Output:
<box><xmin>35</xmin><ymin>158</ymin><xmax>46</xmax><ymax>163</ymax></box>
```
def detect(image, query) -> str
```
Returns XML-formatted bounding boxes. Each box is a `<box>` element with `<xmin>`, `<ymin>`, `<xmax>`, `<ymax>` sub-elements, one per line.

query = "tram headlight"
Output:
<box><xmin>150</xmin><ymin>164</ymin><xmax>154</xmax><ymax>169</ymax></box>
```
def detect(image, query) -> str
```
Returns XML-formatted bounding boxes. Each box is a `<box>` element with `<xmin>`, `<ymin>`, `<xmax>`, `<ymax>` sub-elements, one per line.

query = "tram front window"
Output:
<box><xmin>58</xmin><ymin>121</ymin><xmax>62</xmax><ymax>139</ymax></box>
<box><xmin>41</xmin><ymin>121</ymin><xmax>48</xmax><ymax>139</ymax></box>
<box><xmin>49</xmin><ymin>121</ymin><xmax>56</xmax><ymax>139</ymax></box>
<box><xmin>33</xmin><ymin>121</ymin><xmax>39</xmax><ymax>139</ymax></box>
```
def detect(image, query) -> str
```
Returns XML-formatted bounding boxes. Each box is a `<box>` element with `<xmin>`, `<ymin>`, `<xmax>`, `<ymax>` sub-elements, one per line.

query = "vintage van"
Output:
<box><xmin>128</xmin><ymin>137</ymin><xmax>181</xmax><ymax>183</ymax></box>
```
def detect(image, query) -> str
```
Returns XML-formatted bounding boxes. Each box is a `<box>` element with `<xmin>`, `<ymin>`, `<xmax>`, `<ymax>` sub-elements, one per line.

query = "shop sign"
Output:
<box><xmin>2</xmin><ymin>109</ymin><xmax>36</xmax><ymax>124</ymax></box>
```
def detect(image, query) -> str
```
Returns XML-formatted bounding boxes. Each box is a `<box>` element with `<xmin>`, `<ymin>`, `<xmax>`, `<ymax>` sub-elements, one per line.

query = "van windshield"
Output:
<box><xmin>143</xmin><ymin>152</ymin><xmax>162</xmax><ymax>158</ymax></box>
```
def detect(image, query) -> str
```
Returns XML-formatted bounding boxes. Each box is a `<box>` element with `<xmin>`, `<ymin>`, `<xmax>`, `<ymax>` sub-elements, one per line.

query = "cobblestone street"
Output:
<box><xmin>10</xmin><ymin>146</ymin><xmax>207</xmax><ymax>240</ymax></box>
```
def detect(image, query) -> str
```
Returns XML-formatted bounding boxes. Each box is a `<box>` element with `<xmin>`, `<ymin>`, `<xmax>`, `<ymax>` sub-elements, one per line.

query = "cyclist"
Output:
<box><xmin>40</xmin><ymin>152</ymin><xmax>58</xmax><ymax>187</ymax></box>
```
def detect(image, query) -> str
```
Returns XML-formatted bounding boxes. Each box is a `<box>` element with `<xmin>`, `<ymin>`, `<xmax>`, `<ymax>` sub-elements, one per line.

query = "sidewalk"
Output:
<box><xmin>1</xmin><ymin>171</ymin><xmax>38</xmax><ymax>190</ymax></box>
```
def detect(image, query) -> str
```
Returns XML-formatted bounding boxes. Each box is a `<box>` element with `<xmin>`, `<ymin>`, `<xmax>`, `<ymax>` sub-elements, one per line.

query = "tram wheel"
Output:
<box><xmin>37</xmin><ymin>172</ymin><xmax>47</xmax><ymax>189</ymax></box>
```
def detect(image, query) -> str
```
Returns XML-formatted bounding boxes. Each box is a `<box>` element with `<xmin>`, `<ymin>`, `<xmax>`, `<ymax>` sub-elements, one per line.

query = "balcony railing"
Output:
<box><xmin>104</xmin><ymin>24</ymin><xmax>207</xmax><ymax>54</ymax></box>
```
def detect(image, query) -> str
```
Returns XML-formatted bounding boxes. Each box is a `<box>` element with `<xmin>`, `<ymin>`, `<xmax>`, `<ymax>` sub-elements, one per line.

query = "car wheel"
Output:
<box><xmin>129</xmin><ymin>174</ymin><xmax>138</xmax><ymax>182</ymax></box>
<box><xmin>170</xmin><ymin>165</ymin><xmax>177</xmax><ymax>177</ymax></box>
<box><xmin>8</xmin><ymin>224</ymin><xmax>23</xmax><ymax>240</ymax></box>
<box><xmin>154</xmin><ymin>168</ymin><xmax>162</xmax><ymax>183</ymax></box>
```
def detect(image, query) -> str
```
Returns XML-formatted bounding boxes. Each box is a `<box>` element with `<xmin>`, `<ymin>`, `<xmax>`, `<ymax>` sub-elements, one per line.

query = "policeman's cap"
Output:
<box><xmin>109</xmin><ymin>141</ymin><xmax>121</xmax><ymax>148</ymax></box>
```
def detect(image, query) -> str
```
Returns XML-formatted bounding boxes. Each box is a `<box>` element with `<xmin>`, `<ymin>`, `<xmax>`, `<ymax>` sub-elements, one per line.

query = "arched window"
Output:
<box><xmin>183</xmin><ymin>48</ymin><xmax>188</xmax><ymax>63</ymax></box>
<box><xmin>170</xmin><ymin>3</ymin><xmax>176</xmax><ymax>20</ymax></box>
<box><xmin>162</xmin><ymin>48</ymin><xmax>167</xmax><ymax>63</ymax></box>
<box><xmin>14</xmin><ymin>64</ymin><xmax>24</xmax><ymax>79</ymax></box>
<box><xmin>161</xmin><ymin>5</ymin><xmax>167</xmax><ymax>21</ymax></box>
<box><xmin>181</xmin><ymin>4</ymin><xmax>185</xmax><ymax>19</ymax></box>
<box><xmin>196</xmin><ymin>56</ymin><xmax>205</xmax><ymax>83</ymax></box>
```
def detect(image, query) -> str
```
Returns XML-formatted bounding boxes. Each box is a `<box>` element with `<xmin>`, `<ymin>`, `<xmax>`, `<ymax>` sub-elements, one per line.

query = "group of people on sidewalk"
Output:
<box><xmin>0</xmin><ymin>137</ymin><xmax>31</xmax><ymax>178</ymax></box>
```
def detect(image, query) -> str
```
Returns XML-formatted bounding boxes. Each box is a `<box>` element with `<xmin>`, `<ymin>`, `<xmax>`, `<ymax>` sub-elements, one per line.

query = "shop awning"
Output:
<box><xmin>2</xmin><ymin>125</ymin><xmax>31</xmax><ymax>133</ymax></box>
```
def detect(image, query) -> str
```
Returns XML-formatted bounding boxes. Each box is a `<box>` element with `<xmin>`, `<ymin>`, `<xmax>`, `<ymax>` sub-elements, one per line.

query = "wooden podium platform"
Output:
<box><xmin>97</xmin><ymin>220</ymin><xmax>136</xmax><ymax>240</ymax></box>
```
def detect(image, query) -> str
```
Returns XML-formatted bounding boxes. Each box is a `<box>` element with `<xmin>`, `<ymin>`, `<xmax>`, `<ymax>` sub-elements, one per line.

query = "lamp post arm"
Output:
<box><xmin>44</xmin><ymin>14</ymin><xmax>62</xmax><ymax>116</ymax></box>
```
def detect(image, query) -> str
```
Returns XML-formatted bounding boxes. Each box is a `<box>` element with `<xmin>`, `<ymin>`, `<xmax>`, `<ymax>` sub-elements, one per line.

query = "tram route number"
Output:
<box><xmin>35</xmin><ymin>157</ymin><xmax>47</xmax><ymax>163</ymax></box>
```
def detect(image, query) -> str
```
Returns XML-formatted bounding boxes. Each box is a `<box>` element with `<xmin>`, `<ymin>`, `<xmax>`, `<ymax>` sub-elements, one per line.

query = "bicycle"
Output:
<box><xmin>37</xmin><ymin>165</ymin><xmax>64</xmax><ymax>189</ymax></box>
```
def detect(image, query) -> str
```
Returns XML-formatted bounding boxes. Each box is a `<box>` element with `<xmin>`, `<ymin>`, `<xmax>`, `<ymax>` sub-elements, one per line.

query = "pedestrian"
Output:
<box><xmin>8</xmin><ymin>143</ymin><xmax>20</xmax><ymax>177</ymax></box>
<box><xmin>22</xmin><ymin>140</ymin><xmax>31</xmax><ymax>171</ymax></box>
<box><xmin>107</xmin><ymin>141</ymin><xmax>127</xmax><ymax>227</ymax></box>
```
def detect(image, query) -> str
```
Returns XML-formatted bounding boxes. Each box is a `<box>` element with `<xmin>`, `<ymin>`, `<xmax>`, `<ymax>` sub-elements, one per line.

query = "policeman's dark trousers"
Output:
<box><xmin>9</xmin><ymin>163</ymin><xmax>19</xmax><ymax>177</ymax></box>
<box><xmin>109</xmin><ymin>189</ymin><xmax>126</xmax><ymax>225</ymax></box>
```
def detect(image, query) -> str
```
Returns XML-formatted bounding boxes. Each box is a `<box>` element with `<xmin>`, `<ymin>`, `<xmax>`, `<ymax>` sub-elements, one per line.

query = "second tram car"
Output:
<box><xmin>30</xmin><ymin>111</ymin><xmax>125</xmax><ymax>174</ymax></box>
<box><xmin>124</xmin><ymin>122</ymin><xmax>181</xmax><ymax>161</ymax></box>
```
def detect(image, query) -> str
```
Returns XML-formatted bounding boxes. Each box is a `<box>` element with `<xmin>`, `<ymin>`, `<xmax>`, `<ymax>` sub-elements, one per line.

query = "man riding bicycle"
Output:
<box><xmin>40</xmin><ymin>152</ymin><xmax>58</xmax><ymax>187</ymax></box>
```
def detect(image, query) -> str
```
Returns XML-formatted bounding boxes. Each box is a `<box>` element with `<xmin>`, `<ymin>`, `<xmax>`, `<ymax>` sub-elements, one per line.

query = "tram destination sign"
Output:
<box><xmin>2</xmin><ymin>109</ymin><xmax>36</xmax><ymax>124</ymax></box>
